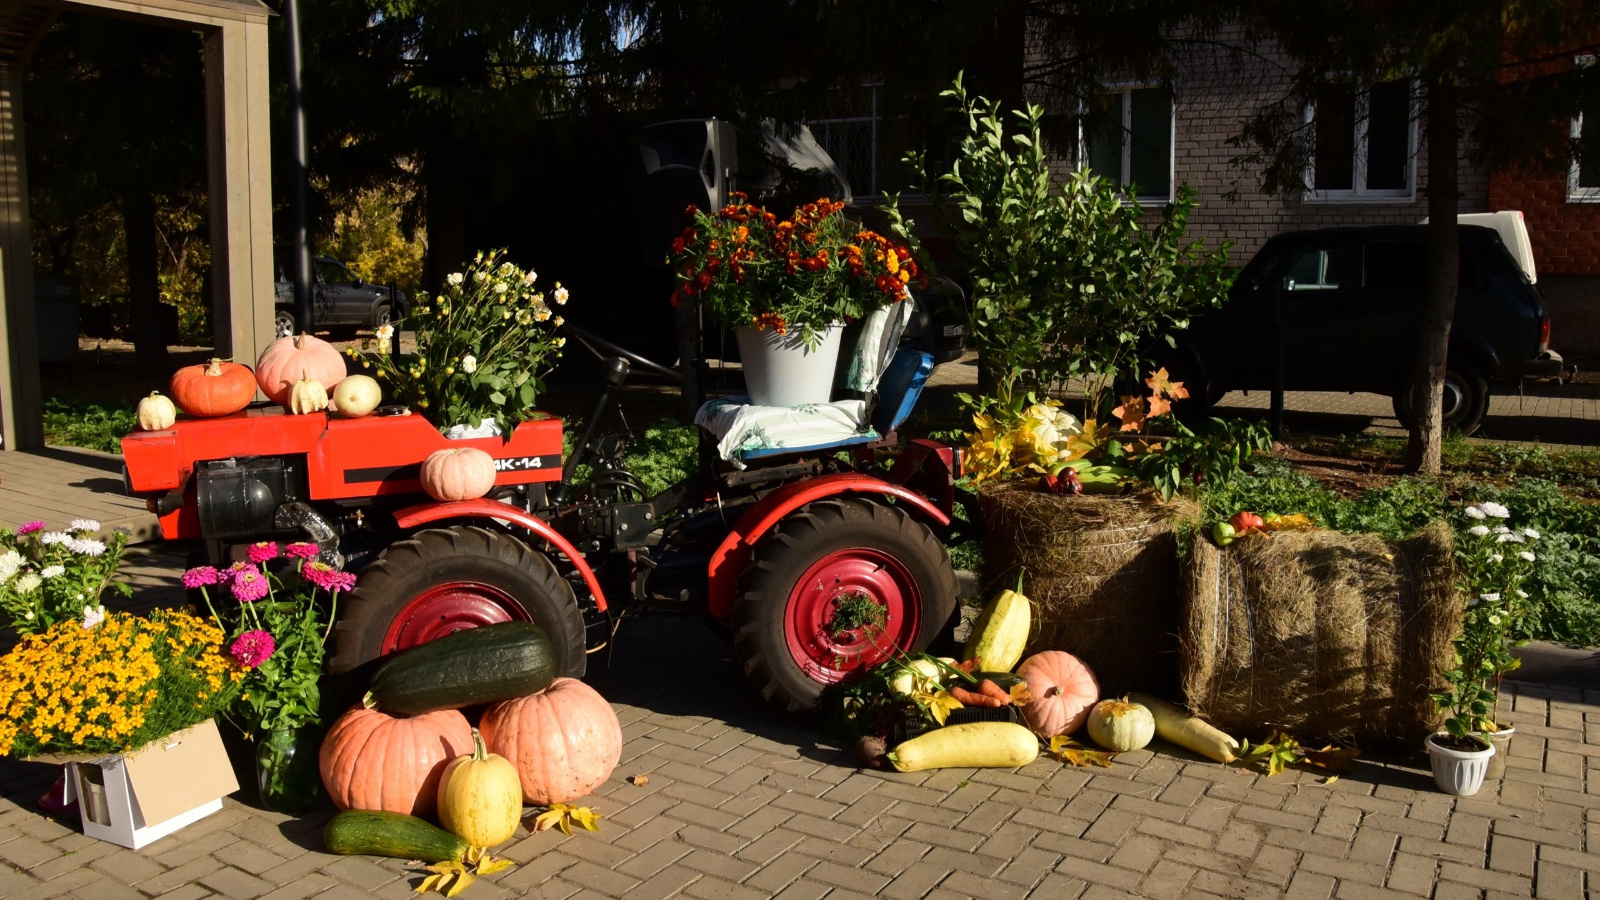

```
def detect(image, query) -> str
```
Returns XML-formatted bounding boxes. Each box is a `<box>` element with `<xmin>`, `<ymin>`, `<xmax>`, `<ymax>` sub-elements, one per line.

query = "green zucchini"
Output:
<box><xmin>364</xmin><ymin>620</ymin><xmax>557</xmax><ymax>715</ymax></box>
<box><xmin>324</xmin><ymin>810</ymin><xmax>470</xmax><ymax>862</ymax></box>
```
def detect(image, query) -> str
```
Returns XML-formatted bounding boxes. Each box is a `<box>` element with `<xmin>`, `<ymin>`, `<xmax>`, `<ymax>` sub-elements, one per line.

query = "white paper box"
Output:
<box><xmin>61</xmin><ymin>719</ymin><xmax>239</xmax><ymax>849</ymax></box>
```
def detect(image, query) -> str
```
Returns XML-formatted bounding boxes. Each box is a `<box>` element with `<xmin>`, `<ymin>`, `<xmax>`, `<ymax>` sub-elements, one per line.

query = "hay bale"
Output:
<box><xmin>977</xmin><ymin>482</ymin><xmax>1199</xmax><ymax>696</ymax></box>
<box><xmin>1179</xmin><ymin>521</ymin><xmax>1459</xmax><ymax>746</ymax></box>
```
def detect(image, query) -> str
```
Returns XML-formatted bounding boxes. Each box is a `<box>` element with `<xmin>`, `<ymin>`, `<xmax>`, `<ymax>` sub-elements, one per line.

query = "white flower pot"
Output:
<box><xmin>734</xmin><ymin>323</ymin><xmax>844</xmax><ymax>408</ymax></box>
<box><xmin>1426</xmin><ymin>732</ymin><xmax>1495</xmax><ymax>796</ymax></box>
<box><xmin>1478</xmin><ymin>726</ymin><xmax>1515</xmax><ymax>780</ymax></box>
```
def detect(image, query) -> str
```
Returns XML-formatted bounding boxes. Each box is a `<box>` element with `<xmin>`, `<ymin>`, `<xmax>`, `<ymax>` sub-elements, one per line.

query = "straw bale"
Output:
<box><xmin>1179</xmin><ymin>521</ymin><xmax>1459</xmax><ymax>746</ymax></box>
<box><xmin>978</xmin><ymin>482</ymin><xmax>1199</xmax><ymax>696</ymax></box>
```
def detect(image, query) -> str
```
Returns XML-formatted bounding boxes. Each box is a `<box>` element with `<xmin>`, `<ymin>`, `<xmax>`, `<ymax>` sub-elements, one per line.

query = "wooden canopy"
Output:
<box><xmin>0</xmin><ymin>0</ymin><xmax>276</xmax><ymax>451</ymax></box>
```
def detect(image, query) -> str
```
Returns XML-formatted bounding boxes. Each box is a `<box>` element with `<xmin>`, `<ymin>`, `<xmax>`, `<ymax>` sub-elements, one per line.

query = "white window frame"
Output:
<box><xmin>1567</xmin><ymin>56</ymin><xmax>1600</xmax><ymax>202</ymax></box>
<box><xmin>1077</xmin><ymin>85</ymin><xmax>1176</xmax><ymax>205</ymax></box>
<box><xmin>1302</xmin><ymin>81</ymin><xmax>1419</xmax><ymax>204</ymax></box>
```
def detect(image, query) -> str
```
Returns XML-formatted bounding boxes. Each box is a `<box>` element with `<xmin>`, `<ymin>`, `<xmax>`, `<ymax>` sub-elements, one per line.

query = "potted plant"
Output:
<box><xmin>355</xmin><ymin>250</ymin><xmax>567</xmax><ymax>436</ymax></box>
<box><xmin>184</xmin><ymin>543</ymin><xmax>356</xmax><ymax>813</ymax></box>
<box><xmin>668</xmin><ymin>194</ymin><xmax>918</xmax><ymax>407</ymax></box>
<box><xmin>1453</xmin><ymin>500</ymin><xmax>1540</xmax><ymax>779</ymax></box>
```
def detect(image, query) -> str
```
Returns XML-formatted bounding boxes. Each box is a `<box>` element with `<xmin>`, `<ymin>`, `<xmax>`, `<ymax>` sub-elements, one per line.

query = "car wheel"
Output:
<box><xmin>1392</xmin><ymin>366</ymin><xmax>1489</xmax><ymax>436</ymax></box>
<box><xmin>274</xmin><ymin>307</ymin><xmax>297</xmax><ymax>339</ymax></box>
<box><xmin>372</xmin><ymin>304</ymin><xmax>392</xmax><ymax>332</ymax></box>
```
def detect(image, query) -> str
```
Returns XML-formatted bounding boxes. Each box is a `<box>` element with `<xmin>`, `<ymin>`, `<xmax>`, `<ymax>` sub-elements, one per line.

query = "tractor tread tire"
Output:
<box><xmin>326</xmin><ymin>526</ymin><xmax>584</xmax><ymax>698</ymax></box>
<box><xmin>731</xmin><ymin>498</ymin><xmax>957</xmax><ymax>713</ymax></box>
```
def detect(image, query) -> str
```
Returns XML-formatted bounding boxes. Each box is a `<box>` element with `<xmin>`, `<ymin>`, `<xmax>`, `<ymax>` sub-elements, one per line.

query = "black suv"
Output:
<box><xmin>1156</xmin><ymin>225</ymin><xmax>1564</xmax><ymax>435</ymax></box>
<box><xmin>274</xmin><ymin>258</ymin><xmax>409</xmax><ymax>338</ymax></box>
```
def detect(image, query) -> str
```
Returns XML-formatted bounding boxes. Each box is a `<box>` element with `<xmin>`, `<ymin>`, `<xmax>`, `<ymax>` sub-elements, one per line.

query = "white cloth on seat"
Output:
<box><xmin>695</xmin><ymin>397</ymin><xmax>875</xmax><ymax>466</ymax></box>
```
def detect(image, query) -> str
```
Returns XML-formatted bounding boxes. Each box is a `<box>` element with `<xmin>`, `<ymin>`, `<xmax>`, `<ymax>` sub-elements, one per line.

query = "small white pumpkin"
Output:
<box><xmin>136</xmin><ymin>391</ymin><xmax>177</xmax><ymax>431</ymax></box>
<box><xmin>1085</xmin><ymin>698</ymin><xmax>1156</xmax><ymax>753</ymax></box>
<box><xmin>287</xmin><ymin>377</ymin><xmax>329</xmax><ymax>415</ymax></box>
<box><xmin>331</xmin><ymin>375</ymin><xmax>382</xmax><ymax>418</ymax></box>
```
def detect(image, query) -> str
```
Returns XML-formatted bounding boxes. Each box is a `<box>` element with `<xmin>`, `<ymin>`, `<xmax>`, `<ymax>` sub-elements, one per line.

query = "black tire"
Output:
<box><xmin>1392</xmin><ymin>365</ymin><xmax>1489</xmax><ymax>436</ymax></box>
<box><xmin>372</xmin><ymin>304</ymin><xmax>393</xmax><ymax>333</ymax></box>
<box><xmin>326</xmin><ymin>527</ymin><xmax>585</xmax><ymax>693</ymax></box>
<box><xmin>274</xmin><ymin>306</ymin><xmax>297</xmax><ymax>339</ymax></box>
<box><xmin>732</xmin><ymin>499</ymin><xmax>957</xmax><ymax>712</ymax></box>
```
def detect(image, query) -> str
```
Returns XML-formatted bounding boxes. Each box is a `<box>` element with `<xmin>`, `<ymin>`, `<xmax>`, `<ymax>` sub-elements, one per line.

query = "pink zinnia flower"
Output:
<box><xmin>231</xmin><ymin>568</ymin><xmax>270</xmax><ymax>603</ymax></box>
<box><xmin>284</xmin><ymin>542</ymin><xmax>320</xmax><ymax>561</ymax></box>
<box><xmin>181</xmin><ymin>566</ymin><xmax>221</xmax><ymax>589</ymax></box>
<box><xmin>302</xmin><ymin>562</ymin><xmax>339</xmax><ymax>590</ymax></box>
<box><xmin>247</xmin><ymin>541</ymin><xmax>280</xmax><ymax>563</ymax></box>
<box><xmin>16</xmin><ymin>521</ymin><xmax>44</xmax><ymax>535</ymax></box>
<box><xmin>230</xmin><ymin>630</ymin><xmax>275</xmax><ymax>668</ymax></box>
<box><xmin>228</xmin><ymin>561</ymin><xmax>259</xmax><ymax>576</ymax></box>
<box><xmin>324</xmin><ymin>571</ymin><xmax>357</xmax><ymax>593</ymax></box>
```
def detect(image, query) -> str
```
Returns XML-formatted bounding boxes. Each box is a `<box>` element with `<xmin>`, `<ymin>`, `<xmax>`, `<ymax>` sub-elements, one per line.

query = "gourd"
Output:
<box><xmin>437</xmin><ymin>728</ymin><xmax>522</xmax><ymax>848</ymax></box>
<box><xmin>420</xmin><ymin>447</ymin><xmax>497</xmax><ymax>502</ymax></box>
<box><xmin>256</xmin><ymin>332</ymin><xmax>346</xmax><ymax>404</ymax></box>
<box><xmin>364</xmin><ymin>621</ymin><xmax>557</xmax><ymax>715</ymax></box>
<box><xmin>962</xmin><ymin>577</ymin><xmax>1031</xmax><ymax>672</ymax></box>
<box><xmin>480</xmin><ymin>677</ymin><xmax>622</xmax><ymax>806</ymax></box>
<box><xmin>1085</xmin><ymin>698</ymin><xmax>1156</xmax><ymax>752</ymax></box>
<box><xmin>136</xmin><ymin>392</ymin><xmax>177</xmax><ymax>430</ymax></box>
<box><xmin>170</xmin><ymin>359</ymin><xmax>256</xmax><ymax>417</ymax></box>
<box><xmin>1129</xmin><ymin>693</ymin><xmax>1239</xmax><ymax>763</ymax></box>
<box><xmin>888</xmin><ymin>658</ymin><xmax>944</xmax><ymax>697</ymax></box>
<box><xmin>319</xmin><ymin>706</ymin><xmax>473</xmax><ymax>817</ymax></box>
<box><xmin>888</xmin><ymin>722</ymin><xmax>1039</xmax><ymax>772</ymax></box>
<box><xmin>1016</xmin><ymin>651</ymin><xmax>1099</xmax><ymax>739</ymax></box>
<box><xmin>287</xmin><ymin>377</ymin><xmax>329</xmax><ymax>415</ymax></box>
<box><xmin>323</xmin><ymin>810</ymin><xmax>470</xmax><ymax>863</ymax></box>
<box><xmin>331</xmin><ymin>375</ymin><xmax>383</xmax><ymax>418</ymax></box>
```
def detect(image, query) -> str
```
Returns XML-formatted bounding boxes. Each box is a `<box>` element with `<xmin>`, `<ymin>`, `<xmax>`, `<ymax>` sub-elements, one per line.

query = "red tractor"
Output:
<box><xmin>121</xmin><ymin>325</ymin><xmax>963</xmax><ymax>712</ymax></box>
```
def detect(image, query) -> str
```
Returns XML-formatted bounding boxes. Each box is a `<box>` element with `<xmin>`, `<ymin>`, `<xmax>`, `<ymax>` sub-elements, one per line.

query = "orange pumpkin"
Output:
<box><xmin>319</xmin><ymin>706</ymin><xmax>473</xmax><ymax>816</ymax></box>
<box><xmin>1017</xmin><ymin>650</ymin><xmax>1100</xmax><ymax>739</ymax></box>
<box><xmin>420</xmin><ymin>448</ymin><xmax>497</xmax><ymax>502</ymax></box>
<box><xmin>256</xmin><ymin>333</ymin><xmax>347</xmax><ymax>405</ymax></box>
<box><xmin>169</xmin><ymin>359</ymin><xmax>257</xmax><ymax>417</ymax></box>
<box><xmin>480</xmin><ymin>678</ymin><xmax>622</xmax><ymax>806</ymax></box>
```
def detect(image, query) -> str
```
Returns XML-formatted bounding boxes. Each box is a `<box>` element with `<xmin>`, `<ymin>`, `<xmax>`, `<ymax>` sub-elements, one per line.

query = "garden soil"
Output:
<box><xmin>1180</xmin><ymin>521</ymin><xmax>1459</xmax><ymax>746</ymax></box>
<box><xmin>977</xmin><ymin>483</ymin><xmax>1199</xmax><ymax>697</ymax></box>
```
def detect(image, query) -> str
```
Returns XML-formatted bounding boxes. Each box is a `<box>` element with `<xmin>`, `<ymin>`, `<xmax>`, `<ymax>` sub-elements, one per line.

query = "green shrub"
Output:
<box><xmin>42</xmin><ymin>397</ymin><xmax>137</xmax><ymax>454</ymax></box>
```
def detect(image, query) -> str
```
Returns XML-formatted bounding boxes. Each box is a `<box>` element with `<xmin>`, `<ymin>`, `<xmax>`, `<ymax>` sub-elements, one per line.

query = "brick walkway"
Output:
<box><xmin>3</xmin><ymin>573</ymin><xmax>1598</xmax><ymax>900</ymax></box>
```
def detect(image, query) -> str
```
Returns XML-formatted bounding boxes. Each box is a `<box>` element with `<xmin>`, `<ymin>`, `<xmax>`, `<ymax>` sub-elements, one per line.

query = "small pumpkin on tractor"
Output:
<box><xmin>122</xmin><ymin>312</ymin><xmax>964</xmax><ymax>713</ymax></box>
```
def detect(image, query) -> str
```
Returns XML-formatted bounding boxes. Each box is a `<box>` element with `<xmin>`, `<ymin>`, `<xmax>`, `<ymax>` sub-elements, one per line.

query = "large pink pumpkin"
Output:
<box><xmin>480</xmin><ymin>678</ymin><xmax>622</xmax><ymax>805</ymax></box>
<box><xmin>1017</xmin><ymin>651</ymin><xmax>1100</xmax><ymax>739</ymax></box>
<box><xmin>420</xmin><ymin>447</ymin><xmax>497</xmax><ymax>501</ymax></box>
<box><xmin>256</xmin><ymin>332</ymin><xmax>347</xmax><ymax>405</ymax></box>
<box><xmin>319</xmin><ymin>706</ymin><xmax>473</xmax><ymax>816</ymax></box>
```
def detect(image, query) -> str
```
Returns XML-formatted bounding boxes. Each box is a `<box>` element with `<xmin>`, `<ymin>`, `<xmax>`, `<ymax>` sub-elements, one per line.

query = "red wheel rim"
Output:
<box><xmin>382</xmin><ymin>581</ymin><xmax>529</xmax><ymax>654</ymax></box>
<box><xmin>784</xmin><ymin>548</ymin><xmax>921</xmax><ymax>685</ymax></box>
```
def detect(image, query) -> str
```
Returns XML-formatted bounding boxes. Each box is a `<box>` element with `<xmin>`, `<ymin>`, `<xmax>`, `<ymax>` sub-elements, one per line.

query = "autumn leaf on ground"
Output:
<box><xmin>462</xmin><ymin>847</ymin><xmax>514</xmax><ymax>876</ymax></box>
<box><xmin>627</xmin><ymin>774</ymin><xmax>649</xmax><ymax>786</ymax></box>
<box><xmin>1300</xmin><ymin>745</ymin><xmax>1360</xmax><ymax>774</ymax></box>
<box><xmin>1236</xmin><ymin>732</ymin><xmax>1300</xmax><ymax>777</ymax></box>
<box><xmin>1049</xmin><ymin>735</ymin><xmax>1115</xmax><ymax>768</ymax></box>
<box><xmin>415</xmin><ymin>860</ymin><xmax>476</xmax><ymax>896</ymax></box>
<box><xmin>532</xmin><ymin>803</ymin><xmax>603</xmax><ymax>836</ymax></box>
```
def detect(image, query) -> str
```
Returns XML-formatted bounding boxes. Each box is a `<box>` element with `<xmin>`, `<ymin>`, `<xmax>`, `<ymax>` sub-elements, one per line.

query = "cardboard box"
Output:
<box><xmin>60</xmin><ymin>719</ymin><xmax>239</xmax><ymax>849</ymax></box>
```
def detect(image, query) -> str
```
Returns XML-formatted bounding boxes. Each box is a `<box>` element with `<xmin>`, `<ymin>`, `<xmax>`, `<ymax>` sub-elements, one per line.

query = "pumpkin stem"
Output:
<box><xmin>294</xmin><ymin>333</ymin><xmax>307</xmax><ymax>349</ymax></box>
<box><xmin>205</xmin><ymin>358</ymin><xmax>225</xmax><ymax>376</ymax></box>
<box><xmin>361</xmin><ymin>690</ymin><xmax>377</xmax><ymax>710</ymax></box>
<box><xmin>1046</xmin><ymin>686</ymin><xmax>1062</xmax><ymax>698</ymax></box>
<box><xmin>1015</xmin><ymin>571</ymin><xmax>1025</xmax><ymax>594</ymax></box>
<box><xmin>471</xmin><ymin>727</ymin><xmax>488</xmax><ymax>761</ymax></box>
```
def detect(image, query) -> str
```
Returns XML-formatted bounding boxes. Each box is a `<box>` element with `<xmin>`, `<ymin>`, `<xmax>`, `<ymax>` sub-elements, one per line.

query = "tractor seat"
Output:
<box><xmin>696</xmin><ymin>302</ymin><xmax>933</xmax><ymax>467</ymax></box>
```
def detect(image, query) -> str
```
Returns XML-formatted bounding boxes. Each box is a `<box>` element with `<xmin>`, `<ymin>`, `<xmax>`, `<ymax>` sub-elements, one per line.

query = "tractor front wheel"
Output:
<box><xmin>732</xmin><ymin>499</ymin><xmax>957</xmax><ymax>712</ymax></box>
<box><xmin>326</xmin><ymin>527</ymin><xmax>585</xmax><ymax>703</ymax></box>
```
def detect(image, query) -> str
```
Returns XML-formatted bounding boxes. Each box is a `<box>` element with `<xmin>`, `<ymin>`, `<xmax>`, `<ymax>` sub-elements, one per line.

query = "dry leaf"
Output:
<box><xmin>1049</xmin><ymin>735</ymin><xmax>1115</xmax><ymax>768</ymax></box>
<box><xmin>1009</xmin><ymin>684</ymin><xmax>1034</xmax><ymax>705</ymax></box>
<box><xmin>627</xmin><ymin>774</ymin><xmax>649</xmax><ymax>786</ymax></box>
<box><xmin>1300</xmin><ymin>745</ymin><xmax>1360</xmax><ymax>774</ymax></box>
<box><xmin>533</xmin><ymin>803</ymin><xmax>604</xmax><ymax>836</ymax></box>
<box><xmin>476</xmin><ymin>857</ymin><xmax>514</xmax><ymax>876</ymax></box>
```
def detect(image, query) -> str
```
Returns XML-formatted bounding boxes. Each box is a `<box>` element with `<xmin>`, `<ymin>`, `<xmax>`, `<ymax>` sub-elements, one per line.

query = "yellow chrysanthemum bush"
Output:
<box><xmin>0</xmin><ymin>609</ymin><xmax>242</xmax><ymax>758</ymax></box>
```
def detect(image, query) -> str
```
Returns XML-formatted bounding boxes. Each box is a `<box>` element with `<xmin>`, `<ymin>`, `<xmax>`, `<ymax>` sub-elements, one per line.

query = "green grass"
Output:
<box><xmin>42</xmin><ymin>397</ymin><xmax>137</xmax><ymax>454</ymax></box>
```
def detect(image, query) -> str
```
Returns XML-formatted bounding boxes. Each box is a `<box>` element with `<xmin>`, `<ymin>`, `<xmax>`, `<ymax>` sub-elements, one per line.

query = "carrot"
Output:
<box><xmin>949</xmin><ymin>685</ymin><xmax>1004</xmax><ymax>708</ymax></box>
<box><xmin>978</xmin><ymin>679</ymin><xmax>1012</xmax><ymax>704</ymax></box>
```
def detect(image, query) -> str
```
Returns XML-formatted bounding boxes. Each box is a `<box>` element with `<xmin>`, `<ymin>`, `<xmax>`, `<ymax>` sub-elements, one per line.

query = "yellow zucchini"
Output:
<box><xmin>1129</xmin><ymin>692</ymin><xmax>1239</xmax><ymax>763</ymax></box>
<box><xmin>962</xmin><ymin>577</ymin><xmax>1031</xmax><ymax>672</ymax></box>
<box><xmin>888</xmin><ymin>722</ymin><xmax>1040</xmax><ymax>772</ymax></box>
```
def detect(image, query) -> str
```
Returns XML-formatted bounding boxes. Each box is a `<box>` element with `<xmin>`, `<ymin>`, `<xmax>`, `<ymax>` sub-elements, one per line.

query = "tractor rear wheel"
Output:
<box><xmin>732</xmin><ymin>499</ymin><xmax>957</xmax><ymax>712</ymax></box>
<box><xmin>326</xmin><ymin>527</ymin><xmax>585</xmax><ymax>703</ymax></box>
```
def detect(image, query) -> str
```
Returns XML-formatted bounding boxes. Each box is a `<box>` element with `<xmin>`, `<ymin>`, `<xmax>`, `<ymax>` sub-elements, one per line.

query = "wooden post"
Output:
<box><xmin>0</xmin><ymin>67</ymin><xmax>42</xmax><ymax>451</ymax></box>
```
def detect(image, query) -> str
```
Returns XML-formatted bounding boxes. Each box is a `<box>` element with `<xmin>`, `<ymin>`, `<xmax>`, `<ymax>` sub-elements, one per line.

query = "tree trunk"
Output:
<box><xmin>123</xmin><ymin>192</ymin><xmax>169</xmax><ymax>371</ymax></box>
<box><xmin>1404</xmin><ymin>80</ymin><xmax>1459</xmax><ymax>475</ymax></box>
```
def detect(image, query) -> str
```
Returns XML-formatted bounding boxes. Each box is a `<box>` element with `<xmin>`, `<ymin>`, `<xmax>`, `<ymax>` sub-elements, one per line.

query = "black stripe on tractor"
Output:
<box><xmin>344</xmin><ymin>463</ymin><xmax>421</xmax><ymax>484</ymax></box>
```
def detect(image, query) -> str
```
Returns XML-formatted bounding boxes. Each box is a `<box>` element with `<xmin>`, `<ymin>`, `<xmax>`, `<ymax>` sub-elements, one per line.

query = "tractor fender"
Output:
<box><xmin>393</xmin><ymin>499</ymin><xmax>608</xmax><ymax>612</ymax></box>
<box><xmin>706</xmin><ymin>472</ymin><xmax>951</xmax><ymax>621</ymax></box>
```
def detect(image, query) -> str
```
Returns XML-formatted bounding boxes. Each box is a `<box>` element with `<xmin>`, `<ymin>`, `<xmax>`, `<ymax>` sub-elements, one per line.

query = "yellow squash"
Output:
<box><xmin>962</xmin><ymin>575</ymin><xmax>1031</xmax><ymax>672</ymax></box>
<box><xmin>1129</xmin><ymin>692</ymin><xmax>1239</xmax><ymax>763</ymax></box>
<box><xmin>889</xmin><ymin>722</ymin><xmax>1040</xmax><ymax>772</ymax></box>
<box><xmin>436</xmin><ymin>728</ymin><xmax>523</xmax><ymax>847</ymax></box>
